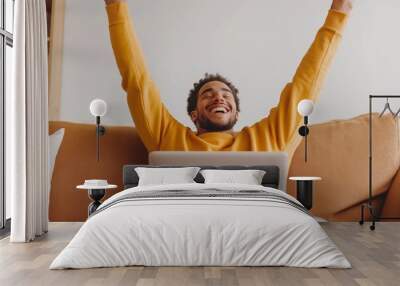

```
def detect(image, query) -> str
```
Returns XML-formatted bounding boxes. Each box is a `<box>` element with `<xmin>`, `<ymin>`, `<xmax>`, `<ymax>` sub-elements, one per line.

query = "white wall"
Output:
<box><xmin>60</xmin><ymin>0</ymin><xmax>400</xmax><ymax>130</ymax></box>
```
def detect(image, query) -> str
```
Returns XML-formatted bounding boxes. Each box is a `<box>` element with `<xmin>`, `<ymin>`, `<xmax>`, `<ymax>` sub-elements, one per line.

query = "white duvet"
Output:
<box><xmin>50</xmin><ymin>183</ymin><xmax>350</xmax><ymax>269</ymax></box>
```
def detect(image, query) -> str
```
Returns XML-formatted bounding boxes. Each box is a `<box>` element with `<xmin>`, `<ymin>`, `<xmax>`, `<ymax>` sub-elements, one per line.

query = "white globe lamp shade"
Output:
<box><xmin>297</xmin><ymin>99</ymin><xmax>314</xmax><ymax>116</ymax></box>
<box><xmin>90</xmin><ymin>99</ymin><xmax>107</xmax><ymax>117</ymax></box>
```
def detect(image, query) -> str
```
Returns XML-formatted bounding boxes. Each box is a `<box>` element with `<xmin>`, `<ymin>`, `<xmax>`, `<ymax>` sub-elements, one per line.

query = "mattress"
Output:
<box><xmin>50</xmin><ymin>183</ymin><xmax>350</xmax><ymax>269</ymax></box>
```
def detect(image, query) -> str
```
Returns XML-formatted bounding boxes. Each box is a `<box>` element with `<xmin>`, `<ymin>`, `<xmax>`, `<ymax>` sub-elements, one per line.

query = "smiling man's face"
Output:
<box><xmin>190</xmin><ymin>80</ymin><xmax>239</xmax><ymax>133</ymax></box>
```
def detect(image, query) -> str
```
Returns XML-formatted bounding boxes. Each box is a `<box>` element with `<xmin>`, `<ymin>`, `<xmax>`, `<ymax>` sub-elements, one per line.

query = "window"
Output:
<box><xmin>0</xmin><ymin>0</ymin><xmax>14</xmax><ymax>232</ymax></box>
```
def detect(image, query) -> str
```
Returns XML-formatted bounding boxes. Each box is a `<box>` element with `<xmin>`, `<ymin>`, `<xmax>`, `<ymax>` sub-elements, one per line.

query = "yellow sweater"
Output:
<box><xmin>106</xmin><ymin>3</ymin><xmax>347</xmax><ymax>152</ymax></box>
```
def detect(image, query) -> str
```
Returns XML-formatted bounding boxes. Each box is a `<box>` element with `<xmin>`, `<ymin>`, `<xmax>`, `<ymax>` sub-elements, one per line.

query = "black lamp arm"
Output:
<box><xmin>298</xmin><ymin>116</ymin><xmax>309</xmax><ymax>162</ymax></box>
<box><xmin>298</xmin><ymin>116</ymin><xmax>309</xmax><ymax>136</ymax></box>
<box><xmin>96</xmin><ymin>116</ymin><xmax>106</xmax><ymax>136</ymax></box>
<box><xmin>96</xmin><ymin>116</ymin><xmax>106</xmax><ymax>161</ymax></box>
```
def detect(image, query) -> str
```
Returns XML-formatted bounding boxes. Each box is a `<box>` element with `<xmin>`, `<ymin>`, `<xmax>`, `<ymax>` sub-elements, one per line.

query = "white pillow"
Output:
<box><xmin>49</xmin><ymin>128</ymin><xmax>65</xmax><ymax>183</ymax></box>
<box><xmin>135</xmin><ymin>167</ymin><xmax>201</xmax><ymax>186</ymax></box>
<box><xmin>200</xmin><ymin>169</ymin><xmax>266</xmax><ymax>185</ymax></box>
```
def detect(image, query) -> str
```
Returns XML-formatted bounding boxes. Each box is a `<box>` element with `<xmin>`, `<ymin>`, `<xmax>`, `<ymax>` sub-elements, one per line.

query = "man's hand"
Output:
<box><xmin>104</xmin><ymin>0</ymin><xmax>125</xmax><ymax>4</ymax></box>
<box><xmin>331</xmin><ymin>0</ymin><xmax>353</xmax><ymax>14</ymax></box>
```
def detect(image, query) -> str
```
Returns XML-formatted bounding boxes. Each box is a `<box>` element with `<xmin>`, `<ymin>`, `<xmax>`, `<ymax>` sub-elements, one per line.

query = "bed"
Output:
<box><xmin>50</xmin><ymin>156</ymin><xmax>350</xmax><ymax>269</ymax></box>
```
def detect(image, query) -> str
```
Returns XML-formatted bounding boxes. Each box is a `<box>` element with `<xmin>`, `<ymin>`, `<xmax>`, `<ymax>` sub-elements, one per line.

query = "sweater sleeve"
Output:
<box><xmin>106</xmin><ymin>2</ymin><xmax>185</xmax><ymax>151</ymax></box>
<box><xmin>244</xmin><ymin>10</ymin><xmax>348</xmax><ymax>151</ymax></box>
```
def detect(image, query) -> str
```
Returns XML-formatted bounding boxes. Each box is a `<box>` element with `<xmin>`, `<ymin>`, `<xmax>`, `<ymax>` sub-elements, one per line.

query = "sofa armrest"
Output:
<box><xmin>381</xmin><ymin>167</ymin><xmax>400</xmax><ymax>218</ymax></box>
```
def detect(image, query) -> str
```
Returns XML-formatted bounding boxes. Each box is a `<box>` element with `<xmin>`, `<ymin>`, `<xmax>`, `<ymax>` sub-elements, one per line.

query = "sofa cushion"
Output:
<box><xmin>49</xmin><ymin>121</ymin><xmax>148</xmax><ymax>221</ymax></box>
<box><xmin>287</xmin><ymin>113</ymin><xmax>400</xmax><ymax>220</ymax></box>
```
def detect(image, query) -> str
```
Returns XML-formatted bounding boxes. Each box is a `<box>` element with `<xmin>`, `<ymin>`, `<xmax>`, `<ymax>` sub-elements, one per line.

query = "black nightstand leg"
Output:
<box><xmin>88</xmin><ymin>189</ymin><xmax>106</xmax><ymax>216</ymax></box>
<box><xmin>88</xmin><ymin>201</ymin><xmax>102</xmax><ymax>216</ymax></box>
<box><xmin>297</xmin><ymin>181</ymin><xmax>313</xmax><ymax>210</ymax></box>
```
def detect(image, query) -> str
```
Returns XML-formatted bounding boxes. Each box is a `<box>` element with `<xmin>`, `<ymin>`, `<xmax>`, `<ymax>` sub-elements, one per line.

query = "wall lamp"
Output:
<box><xmin>297</xmin><ymin>99</ymin><xmax>314</xmax><ymax>163</ymax></box>
<box><xmin>89</xmin><ymin>99</ymin><xmax>107</xmax><ymax>161</ymax></box>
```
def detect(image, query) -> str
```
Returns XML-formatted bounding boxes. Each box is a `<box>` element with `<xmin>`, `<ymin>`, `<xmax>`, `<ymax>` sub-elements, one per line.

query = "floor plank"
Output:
<box><xmin>0</xmin><ymin>222</ymin><xmax>399</xmax><ymax>286</ymax></box>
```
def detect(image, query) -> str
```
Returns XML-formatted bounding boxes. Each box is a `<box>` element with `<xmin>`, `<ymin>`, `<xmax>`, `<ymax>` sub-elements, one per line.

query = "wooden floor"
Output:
<box><xmin>0</xmin><ymin>222</ymin><xmax>399</xmax><ymax>286</ymax></box>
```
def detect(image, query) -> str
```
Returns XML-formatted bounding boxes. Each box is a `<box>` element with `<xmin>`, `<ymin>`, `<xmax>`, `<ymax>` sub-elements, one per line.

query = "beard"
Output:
<box><xmin>196</xmin><ymin>113</ymin><xmax>238</xmax><ymax>132</ymax></box>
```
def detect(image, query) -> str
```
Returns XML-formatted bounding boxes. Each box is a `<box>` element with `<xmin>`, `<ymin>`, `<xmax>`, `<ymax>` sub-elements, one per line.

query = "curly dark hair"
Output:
<box><xmin>187</xmin><ymin>73</ymin><xmax>240</xmax><ymax>116</ymax></box>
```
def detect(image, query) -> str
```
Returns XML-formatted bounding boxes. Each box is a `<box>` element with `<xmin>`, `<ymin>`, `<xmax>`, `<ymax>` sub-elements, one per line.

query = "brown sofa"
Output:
<box><xmin>49</xmin><ymin>113</ymin><xmax>400</xmax><ymax>222</ymax></box>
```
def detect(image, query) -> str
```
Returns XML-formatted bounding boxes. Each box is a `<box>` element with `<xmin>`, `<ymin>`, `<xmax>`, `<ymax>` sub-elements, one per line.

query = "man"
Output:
<box><xmin>104</xmin><ymin>0</ymin><xmax>353</xmax><ymax>152</ymax></box>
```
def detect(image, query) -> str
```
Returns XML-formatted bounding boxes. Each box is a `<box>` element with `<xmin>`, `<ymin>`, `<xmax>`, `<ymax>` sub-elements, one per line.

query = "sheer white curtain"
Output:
<box><xmin>9</xmin><ymin>0</ymin><xmax>50</xmax><ymax>242</ymax></box>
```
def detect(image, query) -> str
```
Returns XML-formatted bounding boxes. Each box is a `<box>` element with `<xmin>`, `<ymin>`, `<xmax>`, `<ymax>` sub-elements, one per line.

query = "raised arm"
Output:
<box><xmin>105</xmin><ymin>0</ymin><xmax>184</xmax><ymax>151</ymax></box>
<box><xmin>245</xmin><ymin>0</ymin><xmax>352</xmax><ymax>151</ymax></box>
<box><xmin>291</xmin><ymin>0</ymin><xmax>351</xmax><ymax>97</ymax></box>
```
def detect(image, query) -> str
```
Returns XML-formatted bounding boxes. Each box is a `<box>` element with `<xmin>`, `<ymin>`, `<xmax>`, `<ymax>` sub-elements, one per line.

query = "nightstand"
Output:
<box><xmin>77</xmin><ymin>180</ymin><xmax>117</xmax><ymax>216</ymax></box>
<box><xmin>289</xmin><ymin>176</ymin><xmax>321</xmax><ymax>210</ymax></box>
